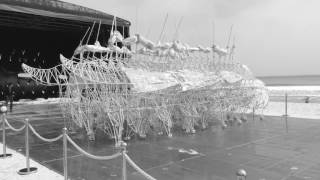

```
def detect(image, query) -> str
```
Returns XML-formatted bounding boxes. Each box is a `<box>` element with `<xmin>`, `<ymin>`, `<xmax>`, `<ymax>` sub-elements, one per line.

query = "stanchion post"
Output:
<box><xmin>236</xmin><ymin>169</ymin><xmax>247</xmax><ymax>180</ymax></box>
<box><xmin>63</xmin><ymin>127</ymin><xmax>68</xmax><ymax>180</ymax></box>
<box><xmin>18</xmin><ymin>118</ymin><xmax>37</xmax><ymax>175</ymax></box>
<box><xmin>0</xmin><ymin>105</ymin><xmax>12</xmax><ymax>158</ymax></box>
<box><xmin>120</xmin><ymin>141</ymin><xmax>127</xmax><ymax>180</ymax></box>
<box><xmin>285</xmin><ymin>93</ymin><xmax>288</xmax><ymax>133</ymax></box>
<box><xmin>26</xmin><ymin>119</ymin><xmax>30</xmax><ymax>171</ymax></box>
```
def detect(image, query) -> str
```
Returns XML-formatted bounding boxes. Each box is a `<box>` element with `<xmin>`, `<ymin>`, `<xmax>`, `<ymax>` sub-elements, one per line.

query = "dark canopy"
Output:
<box><xmin>0</xmin><ymin>0</ymin><xmax>130</xmax><ymax>31</ymax></box>
<box><xmin>0</xmin><ymin>0</ymin><xmax>131</xmax><ymax>101</ymax></box>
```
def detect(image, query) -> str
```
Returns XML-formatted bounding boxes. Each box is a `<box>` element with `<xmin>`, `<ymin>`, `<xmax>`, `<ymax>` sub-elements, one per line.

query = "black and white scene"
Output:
<box><xmin>0</xmin><ymin>0</ymin><xmax>320</xmax><ymax>180</ymax></box>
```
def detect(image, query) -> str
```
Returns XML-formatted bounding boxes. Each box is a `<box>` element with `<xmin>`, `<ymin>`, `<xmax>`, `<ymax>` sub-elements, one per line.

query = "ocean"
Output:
<box><xmin>258</xmin><ymin>75</ymin><xmax>320</xmax><ymax>86</ymax></box>
<box><xmin>258</xmin><ymin>75</ymin><xmax>320</xmax><ymax>103</ymax></box>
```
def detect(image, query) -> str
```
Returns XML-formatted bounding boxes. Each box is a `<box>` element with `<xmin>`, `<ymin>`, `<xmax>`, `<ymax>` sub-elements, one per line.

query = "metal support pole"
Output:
<box><xmin>18</xmin><ymin>118</ymin><xmax>37</xmax><ymax>175</ymax></box>
<box><xmin>26</xmin><ymin>119</ymin><xmax>30</xmax><ymax>171</ymax></box>
<box><xmin>285</xmin><ymin>93</ymin><xmax>288</xmax><ymax>133</ymax></box>
<box><xmin>2</xmin><ymin>114</ymin><xmax>5</xmax><ymax>156</ymax></box>
<box><xmin>121</xmin><ymin>141</ymin><xmax>127</xmax><ymax>180</ymax></box>
<box><xmin>63</xmin><ymin>128</ymin><xmax>68</xmax><ymax>180</ymax></box>
<box><xmin>252</xmin><ymin>107</ymin><xmax>255</xmax><ymax>121</ymax></box>
<box><xmin>0</xmin><ymin>105</ymin><xmax>12</xmax><ymax>158</ymax></box>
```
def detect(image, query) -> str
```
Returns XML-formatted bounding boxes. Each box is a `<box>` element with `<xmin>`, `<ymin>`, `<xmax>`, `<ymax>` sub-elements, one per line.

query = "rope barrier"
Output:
<box><xmin>124</xmin><ymin>153</ymin><xmax>156</xmax><ymax>180</ymax></box>
<box><xmin>66</xmin><ymin>135</ymin><xmax>122</xmax><ymax>160</ymax></box>
<box><xmin>1</xmin><ymin>109</ymin><xmax>157</xmax><ymax>180</ymax></box>
<box><xmin>4</xmin><ymin>118</ymin><xmax>26</xmax><ymax>132</ymax></box>
<box><xmin>28</xmin><ymin>124</ymin><xmax>63</xmax><ymax>142</ymax></box>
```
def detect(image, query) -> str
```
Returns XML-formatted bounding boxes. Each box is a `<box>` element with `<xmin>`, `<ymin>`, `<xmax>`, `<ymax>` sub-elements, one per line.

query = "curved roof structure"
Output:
<box><xmin>0</xmin><ymin>0</ymin><xmax>130</xmax><ymax>31</ymax></box>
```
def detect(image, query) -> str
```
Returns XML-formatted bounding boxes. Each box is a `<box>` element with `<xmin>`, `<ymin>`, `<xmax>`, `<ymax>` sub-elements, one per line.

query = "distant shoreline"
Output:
<box><xmin>257</xmin><ymin>74</ymin><xmax>320</xmax><ymax>78</ymax></box>
<box><xmin>267</xmin><ymin>84</ymin><xmax>320</xmax><ymax>86</ymax></box>
<box><xmin>258</xmin><ymin>75</ymin><xmax>320</xmax><ymax>86</ymax></box>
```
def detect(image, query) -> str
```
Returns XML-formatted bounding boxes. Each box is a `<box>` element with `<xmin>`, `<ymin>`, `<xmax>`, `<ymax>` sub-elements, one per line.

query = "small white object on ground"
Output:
<box><xmin>290</xmin><ymin>166</ymin><xmax>299</xmax><ymax>171</ymax></box>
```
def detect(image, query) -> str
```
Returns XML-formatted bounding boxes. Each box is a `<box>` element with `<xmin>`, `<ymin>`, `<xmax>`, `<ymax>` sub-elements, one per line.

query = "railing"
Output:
<box><xmin>0</xmin><ymin>105</ymin><xmax>157</xmax><ymax>180</ymax></box>
<box><xmin>269</xmin><ymin>93</ymin><xmax>320</xmax><ymax>133</ymax></box>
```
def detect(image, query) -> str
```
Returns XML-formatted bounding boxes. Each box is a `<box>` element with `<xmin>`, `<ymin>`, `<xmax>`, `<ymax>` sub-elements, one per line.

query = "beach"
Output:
<box><xmin>264</xmin><ymin>101</ymin><xmax>320</xmax><ymax>119</ymax></box>
<box><xmin>262</xmin><ymin>86</ymin><xmax>320</xmax><ymax>119</ymax></box>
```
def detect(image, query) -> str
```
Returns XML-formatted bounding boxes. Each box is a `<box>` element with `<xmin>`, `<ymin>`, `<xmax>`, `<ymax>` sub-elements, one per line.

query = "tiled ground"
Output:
<box><xmin>2</xmin><ymin>103</ymin><xmax>320</xmax><ymax>180</ymax></box>
<box><xmin>0</xmin><ymin>143</ymin><xmax>63</xmax><ymax>180</ymax></box>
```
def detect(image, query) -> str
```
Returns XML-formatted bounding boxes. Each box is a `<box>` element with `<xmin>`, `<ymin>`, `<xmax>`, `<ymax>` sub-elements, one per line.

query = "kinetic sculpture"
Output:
<box><xmin>21</xmin><ymin>20</ymin><xmax>268</xmax><ymax>146</ymax></box>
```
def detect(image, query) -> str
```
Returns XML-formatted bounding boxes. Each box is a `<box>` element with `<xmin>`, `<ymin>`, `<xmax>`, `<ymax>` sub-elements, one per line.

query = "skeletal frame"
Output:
<box><xmin>21</xmin><ymin>38</ymin><xmax>268</xmax><ymax>146</ymax></box>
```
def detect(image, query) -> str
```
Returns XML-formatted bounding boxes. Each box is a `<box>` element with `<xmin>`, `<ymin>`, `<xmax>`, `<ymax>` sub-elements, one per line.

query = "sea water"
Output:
<box><xmin>259</xmin><ymin>75</ymin><xmax>320</xmax><ymax>86</ymax></box>
<box><xmin>259</xmin><ymin>75</ymin><xmax>320</xmax><ymax>103</ymax></box>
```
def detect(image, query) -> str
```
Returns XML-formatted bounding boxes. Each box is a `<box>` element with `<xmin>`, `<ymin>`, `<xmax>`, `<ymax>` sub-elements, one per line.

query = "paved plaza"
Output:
<box><xmin>2</xmin><ymin>103</ymin><xmax>320</xmax><ymax>180</ymax></box>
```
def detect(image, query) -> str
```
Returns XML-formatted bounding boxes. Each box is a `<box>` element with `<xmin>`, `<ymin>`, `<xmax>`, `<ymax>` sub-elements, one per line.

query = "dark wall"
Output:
<box><xmin>0</xmin><ymin>25</ymin><xmax>82</xmax><ymax>100</ymax></box>
<box><xmin>0</xmin><ymin>22</ymin><xmax>129</xmax><ymax>101</ymax></box>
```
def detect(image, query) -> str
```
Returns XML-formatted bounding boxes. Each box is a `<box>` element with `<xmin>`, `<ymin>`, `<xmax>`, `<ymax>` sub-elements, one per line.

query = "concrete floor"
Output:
<box><xmin>2</xmin><ymin>103</ymin><xmax>320</xmax><ymax>180</ymax></box>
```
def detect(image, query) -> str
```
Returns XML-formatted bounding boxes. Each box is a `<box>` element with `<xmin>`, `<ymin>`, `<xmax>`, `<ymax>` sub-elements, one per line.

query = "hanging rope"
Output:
<box><xmin>67</xmin><ymin>135</ymin><xmax>121</xmax><ymax>160</ymax></box>
<box><xmin>4</xmin><ymin>118</ymin><xmax>25</xmax><ymax>132</ymax></box>
<box><xmin>28</xmin><ymin>124</ymin><xmax>63</xmax><ymax>142</ymax></box>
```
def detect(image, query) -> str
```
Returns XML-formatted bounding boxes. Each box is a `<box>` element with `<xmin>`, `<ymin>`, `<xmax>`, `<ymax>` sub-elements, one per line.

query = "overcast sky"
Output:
<box><xmin>64</xmin><ymin>0</ymin><xmax>320</xmax><ymax>76</ymax></box>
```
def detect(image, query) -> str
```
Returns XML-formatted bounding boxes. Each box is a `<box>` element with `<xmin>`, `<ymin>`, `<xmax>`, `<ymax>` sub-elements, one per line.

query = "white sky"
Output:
<box><xmin>64</xmin><ymin>0</ymin><xmax>320</xmax><ymax>76</ymax></box>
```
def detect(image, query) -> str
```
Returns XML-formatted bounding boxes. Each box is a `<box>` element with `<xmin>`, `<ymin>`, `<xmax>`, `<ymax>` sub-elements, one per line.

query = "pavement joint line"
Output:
<box><xmin>253</xmin><ymin>143</ymin><xmax>297</xmax><ymax>152</ymax></box>
<box><xmin>303</xmin><ymin>165</ymin><xmax>320</xmax><ymax>174</ymax></box>
<box><xmin>6</xmin><ymin>117</ymin><xmax>64</xmax><ymax>123</ymax></box>
<box><xmin>261</xmin><ymin>152</ymin><xmax>307</xmax><ymax>171</ymax></box>
<box><xmin>8</xmin><ymin>114</ymin><xmax>63</xmax><ymax>118</ymax></box>
<box><xmin>10</xmin><ymin>107</ymin><xmax>60</xmax><ymax>114</ymax></box>
<box><xmin>142</xmin><ymin>154</ymin><xmax>205</xmax><ymax>173</ymax></box>
<box><xmin>9</xmin><ymin>111</ymin><xmax>62</xmax><ymax>115</ymax></box>
<box><xmin>240</xmin><ymin>155</ymin><xmax>277</xmax><ymax>167</ymax></box>
<box><xmin>42</xmin><ymin>154</ymin><xmax>83</xmax><ymax>164</ymax></box>
<box><xmin>15</xmin><ymin>142</ymin><xmax>60</xmax><ymax>149</ymax></box>
<box><xmin>7</xmin><ymin>115</ymin><xmax>63</xmax><ymax>120</ymax></box>
<box><xmin>141</xmin><ymin>160</ymin><xmax>175</xmax><ymax>173</ymax></box>
<box><xmin>173</xmin><ymin>161</ymin><xmax>202</xmax><ymax>174</ymax></box>
<box><xmin>10</xmin><ymin>109</ymin><xmax>61</xmax><ymax>112</ymax></box>
<box><xmin>225</xmin><ymin>134</ymin><xmax>283</xmax><ymax>151</ymax></box>
<box><xmin>28</xmin><ymin>124</ymin><xmax>66</xmax><ymax>129</ymax></box>
<box><xmin>8</xmin><ymin>116</ymin><xmax>64</xmax><ymax>121</ymax></box>
<box><xmin>29</xmin><ymin>121</ymin><xmax>65</xmax><ymax>125</ymax></box>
